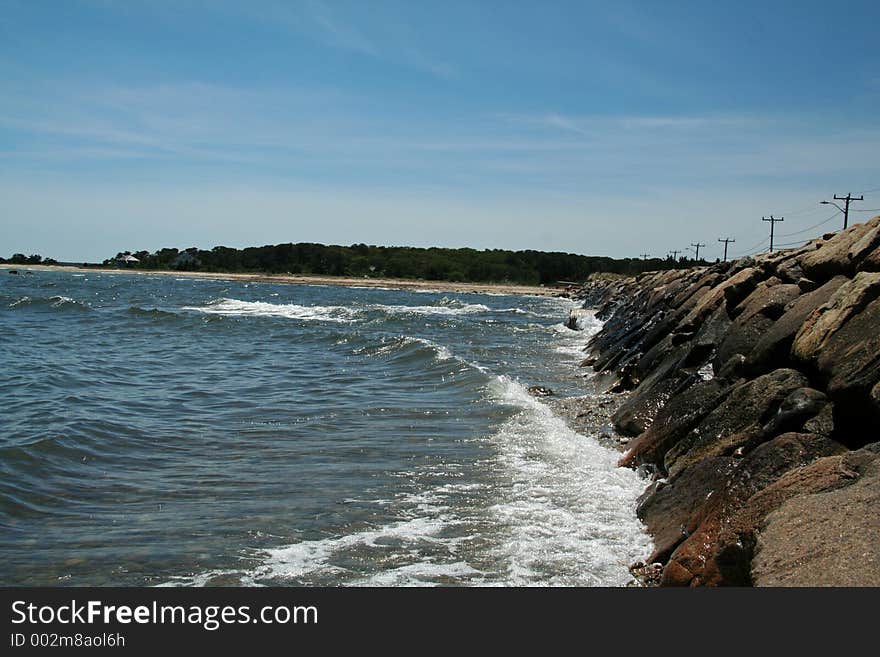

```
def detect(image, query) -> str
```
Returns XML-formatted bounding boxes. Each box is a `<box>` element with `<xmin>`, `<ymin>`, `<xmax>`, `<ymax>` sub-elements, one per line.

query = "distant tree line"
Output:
<box><xmin>0</xmin><ymin>253</ymin><xmax>57</xmax><ymax>265</ymax></box>
<box><xmin>101</xmin><ymin>243</ymin><xmax>700</xmax><ymax>284</ymax></box>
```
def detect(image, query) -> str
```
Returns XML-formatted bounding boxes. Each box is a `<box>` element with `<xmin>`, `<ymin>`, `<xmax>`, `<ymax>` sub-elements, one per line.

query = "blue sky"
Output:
<box><xmin>2</xmin><ymin>0</ymin><xmax>879</xmax><ymax>262</ymax></box>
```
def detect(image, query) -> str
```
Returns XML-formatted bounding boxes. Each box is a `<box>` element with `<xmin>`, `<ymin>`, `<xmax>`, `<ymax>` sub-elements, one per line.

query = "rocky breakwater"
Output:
<box><xmin>573</xmin><ymin>216</ymin><xmax>880</xmax><ymax>586</ymax></box>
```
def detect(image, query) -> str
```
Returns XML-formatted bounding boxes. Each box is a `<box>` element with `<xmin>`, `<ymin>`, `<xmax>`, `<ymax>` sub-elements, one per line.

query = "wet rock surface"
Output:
<box><xmin>570</xmin><ymin>216</ymin><xmax>880</xmax><ymax>586</ymax></box>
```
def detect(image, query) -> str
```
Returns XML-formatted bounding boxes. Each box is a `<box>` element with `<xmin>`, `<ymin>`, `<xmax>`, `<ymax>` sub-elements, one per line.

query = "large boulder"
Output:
<box><xmin>659</xmin><ymin>432</ymin><xmax>847</xmax><ymax>586</ymax></box>
<box><xmin>858</xmin><ymin>238</ymin><xmax>880</xmax><ymax>272</ymax></box>
<box><xmin>791</xmin><ymin>272</ymin><xmax>880</xmax><ymax>362</ymax></box>
<box><xmin>713</xmin><ymin>281</ymin><xmax>801</xmax><ymax>370</ymax></box>
<box><xmin>636</xmin><ymin>457</ymin><xmax>734</xmax><ymax>564</ymax></box>
<box><xmin>791</xmin><ymin>272</ymin><xmax>880</xmax><ymax>439</ymax></box>
<box><xmin>799</xmin><ymin>219</ymin><xmax>880</xmax><ymax>281</ymax></box>
<box><xmin>751</xmin><ymin>444</ymin><xmax>880</xmax><ymax>586</ymax></box>
<box><xmin>745</xmin><ymin>275</ymin><xmax>848</xmax><ymax>376</ymax></box>
<box><xmin>675</xmin><ymin>267</ymin><xmax>765</xmax><ymax>333</ymax></box>
<box><xmin>664</xmin><ymin>368</ymin><xmax>810</xmax><ymax>478</ymax></box>
<box><xmin>619</xmin><ymin>378</ymin><xmax>731</xmax><ymax>469</ymax></box>
<box><xmin>848</xmin><ymin>216</ymin><xmax>880</xmax><ymax>269</ymax></box>
<box><xmin>686</xmin><ymin>304</ymin><xmax>732</xmax><ymax>369</ymax></box>
<box><xmin>611</xmin><ymin>343</ymin><xmax>691</xmax><ymax>436</ymax></box>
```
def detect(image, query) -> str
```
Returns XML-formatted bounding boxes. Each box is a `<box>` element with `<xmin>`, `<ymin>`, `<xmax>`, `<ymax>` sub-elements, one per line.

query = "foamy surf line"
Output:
<box><xmin>368</xmin><ymin>302</ymin><xmax>490</xmax><ymax>316</ymax></box>
<box><xmin>160</xmin><ymin>485</ymin><xmax>485</xmax><ymax>587</ymax></box>
<box><xmin>484</xmin><ymin>375</ymin><xmax>653</xmax><ymax>585</ymax></box>
<box><xmin>181</xmin><ymin>298</ymin><xmax>358</xmax><ymax>322</ymax></box>
<box><xmin>180</xmin><ymin>297</ymin><xmax>505</xmax><ymax>322</ymax></box>
<box><xmin>165</xmin><ymin>374</ymin><xmax>651</xmax><ymax>588</ymax></box>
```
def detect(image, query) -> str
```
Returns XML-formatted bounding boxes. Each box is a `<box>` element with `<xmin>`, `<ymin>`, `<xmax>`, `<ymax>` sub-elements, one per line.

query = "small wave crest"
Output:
<box><xmin>354</xmin><ymin>336</ymin><xmax>454</xmax><ymax>362</ymax></box>
<box><xmin>181</xmin><ymin>298</ymin><xmax>358</xmax><ymax>323</ymax></box>
<box><xmin>159</xmin><ymin>482</ymin><xmax>486</xmax><ymax>587</ymax></box>
<box><xmin>7</xmin><ymin>295</ymin><xmax>89</xmax><ymax>311</ymax></box>
<box><xmin>368</xmin><ymin>301</ymin><xmax>490</xmax><ymax>317</ymax></box>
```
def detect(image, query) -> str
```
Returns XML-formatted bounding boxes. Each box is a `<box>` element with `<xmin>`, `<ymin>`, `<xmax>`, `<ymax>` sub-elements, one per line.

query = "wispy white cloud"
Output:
<box><xmin>304</xmin><ymin>0</ymin><xmax>378</xmax><ymax>57</ymax></box>
<box><xmin>502</xmin><ymin>111</ymin><xmax>764</xmax><ymax>135</ymax></box>
<box><xmin>3</xmin><ymin>80</ymin><xmax>879</xmax><ymax>203</ymax></box>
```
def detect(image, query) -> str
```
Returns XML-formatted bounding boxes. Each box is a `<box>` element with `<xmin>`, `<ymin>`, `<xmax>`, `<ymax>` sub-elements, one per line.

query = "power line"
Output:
<box><xmin>746</xmin><ymin>241</ymin><xmax>771</xmax><ymax>257</ymax></box>
<box><xmin>730</xmin><ymin>235</ymin><xmax>769</xmax><ymax>257</ymax></box>
<box><xmin>774</xmin><ymin>238</ymin><xmax>818</xmax><ymax>249</ymax></box>
<box><xmin>762</xmin><ymin>215</ymin><xmax>784</xmax><ymax>253</ymax></box>
<box><xmin>776</xmin><ymin>210</ymin><xmax>841</xmax><ymax>238</ymax></box>
<box><xmin>777</xmin><ymin>203</ymin><xmax>832</xmax><ymax>218</ymax></box>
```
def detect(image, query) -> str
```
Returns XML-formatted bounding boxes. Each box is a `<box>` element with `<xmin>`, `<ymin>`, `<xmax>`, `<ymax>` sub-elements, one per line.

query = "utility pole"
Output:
<box><xmin>762</xmin><ymin>215</ymin><xmax>784</xmax><ymax>253</ymax></box>
<box><xmin>640</xmin><ymin>253</ymin><xmax>650</xmax><ymax>261</ymax></box>
<box><xmin>822</xmin><ymin>193</ymin><xmax>864</xmax><ymax>229</ymax></box>
<box><xmin>668</xmin><ymin>250</ymin><xmax>681</xmax><ymax>261</ymax></box>
<box><xmin>690</xmin><ymin>242</ymin><xmax>706</xmax><ymax>262</ymax></box>
<box><xmin>718</xmin><ymin>237</ymin><xmax>735</xmax><ymax>262</ymax></box>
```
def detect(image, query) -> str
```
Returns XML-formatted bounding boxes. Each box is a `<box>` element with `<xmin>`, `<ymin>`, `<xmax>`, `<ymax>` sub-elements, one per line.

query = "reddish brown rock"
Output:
<box><xmin>636</xmin><ymin>457</ymin><xmax>735</xmax><ymax>564</ymax></box>
<box><xmin>659</xmin><ymin>432</ymin><xmax>846</xmax><ymax>586</ymax></box>
<box><xmin>659</xmin><ymin>560</ymin><xmax>695</xmax><ymax>587</ymax></box>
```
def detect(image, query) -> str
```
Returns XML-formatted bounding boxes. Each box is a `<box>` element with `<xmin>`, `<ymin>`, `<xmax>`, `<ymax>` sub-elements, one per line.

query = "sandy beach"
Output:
<box><xmin>1</xmin><ymin>263</ymin><xmax>566</xmax><ymax>297</ymax></box>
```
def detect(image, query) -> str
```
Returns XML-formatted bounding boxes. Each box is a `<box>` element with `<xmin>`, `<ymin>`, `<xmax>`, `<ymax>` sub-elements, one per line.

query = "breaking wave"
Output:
<box><xmin>181</xmin><ymin>298</ymin><xmax>359</xmax><ymax>322</ymax></box>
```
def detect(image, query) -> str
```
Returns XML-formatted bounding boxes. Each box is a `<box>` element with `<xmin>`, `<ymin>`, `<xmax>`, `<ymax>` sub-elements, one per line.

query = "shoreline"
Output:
<box><xmin>0</xmin><ymin>264</ymin><xmax>562</xmax><ymax>297</ymax></box>
<box><xmin>571</xmin><ymin>215</ymin><xmax>880</xmax><ymax>586</ymax></box>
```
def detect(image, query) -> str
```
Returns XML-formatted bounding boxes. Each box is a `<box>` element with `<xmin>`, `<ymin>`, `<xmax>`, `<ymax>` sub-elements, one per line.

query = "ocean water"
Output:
<box><xmin>0</xmin><ymin>269</ymin><xmax>651</xmax><ymax>586</ymax></box>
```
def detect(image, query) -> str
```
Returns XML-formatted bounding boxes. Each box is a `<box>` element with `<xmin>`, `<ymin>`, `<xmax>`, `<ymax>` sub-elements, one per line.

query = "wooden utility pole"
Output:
<box><xmin>763</xmin><ymin>215</ymin><xmax>784</xmax><ymax>253</ymax></box>
<box><xmin>668</xmin><ymin>250</ymin><xmax>681</xmax><ymax>261</ymax></box>
<box><xmin>823</xmin><ymin>193</ymin><xmax>864</xmax><ymax>229</ymax></box>
<box><xmin>718</xmin><ymin>237</ymin><xmax>735</xmax><ymax>262</ymax></box>
<box><xmin>640</xmin><ymin>253</ymin><xmax>650</xmax><ymax>261</ymax></box>
<box><xmin>690</xmin><ymin>242</ymin><xmax>706</xmax><ymax>261</ymax></box>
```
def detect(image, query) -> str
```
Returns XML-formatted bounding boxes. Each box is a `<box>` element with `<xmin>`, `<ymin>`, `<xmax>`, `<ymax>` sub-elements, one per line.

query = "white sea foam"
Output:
<box><xmin>494</xmin><ymin>307</ymin><xmax>560</xmax><ymax>319</ymax></box>
<box><xmin>181</xmin><ymin>298</ymin><xmax>358</xmax><ymax>322</ymax></box>
<box><xmin>162</xmin><ymin>301</ymin><xmax>650</xmax><ymax>588</ymax></box>
<box><xmin>163</xmin><ymin>485</ymin><xmax>484</xmax><ymax>587</ymax></box>
<box><xmin>554</xmin><ymin>344</ymin><xmax>588</xmax><ymax>358</ymax></box>
<box><xmin>369</xmin><ymin>302</ymin><xmax>490</xmax><ymax>316</ymax></box>
<box><xmin>571</xmin><ymin>309</ymin><xmax>605</xmax><ymax>335</ymax></box>
<box><xmin>252</xmin><ymin>513</ymin><xmax>464</xmax><ymax>586</ymax></box>
<box><xmin>483</xmin><ymin>375</ymin><xmax>653</xmax><ymax>585</ymax></box>
<box><xmin>48</xmin><ymin>295</ymin><xmax>76</xmax><ymax>307</ymax></box>
<box><xmin>552</xmin><ymin>309</ymin><xmax>603</xmax><ymax>360</ymax></box>
<box><xmin>698</xmin><ymin>362</ymin><xmax>715</xmax><ymax>381</ymax></box>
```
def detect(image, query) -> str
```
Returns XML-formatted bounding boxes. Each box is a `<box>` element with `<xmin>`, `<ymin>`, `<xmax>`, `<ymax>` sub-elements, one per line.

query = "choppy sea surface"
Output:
<box><xmin>0</xmin><ymin>268</ymin><xmax>651</xmax><ymax>586</ymax></box>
